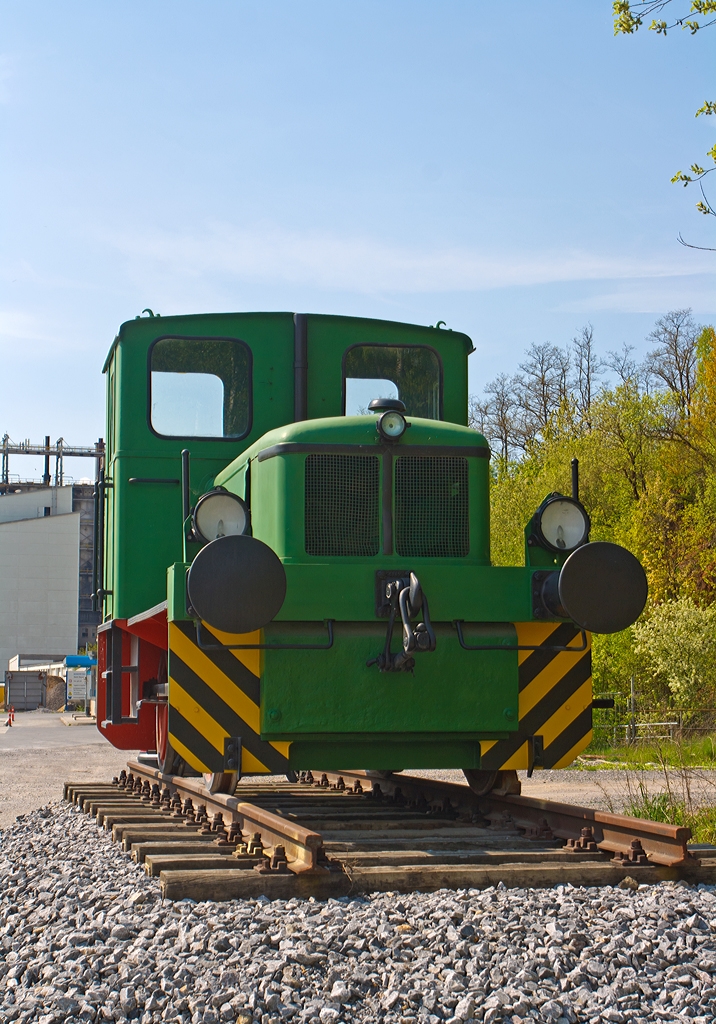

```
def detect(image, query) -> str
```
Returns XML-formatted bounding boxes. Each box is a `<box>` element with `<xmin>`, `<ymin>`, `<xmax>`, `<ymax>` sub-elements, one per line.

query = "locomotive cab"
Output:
<box><xmin>96</xmin><ymin>311</ymin><xmax>646</xmax><ymax>793</ymax></box>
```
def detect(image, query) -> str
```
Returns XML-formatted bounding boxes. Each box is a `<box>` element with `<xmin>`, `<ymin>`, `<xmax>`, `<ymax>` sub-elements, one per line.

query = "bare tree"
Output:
<box><xmin>467</xmin><ymin>394</ymin><xmax>489</xmax><ymax>435</ymax></box>
<box><xmin>485</xmin><ymin>373</ymin><xmax>525</xmax><ymax>461</ymax></box>
<box><xmin>516</xmin><ymin>342</ymin><xmax>570</xmax><ymax>437</ymax></box>
<box><xmin>644</xmin><ymin>308</ymin><xmax>700</xmax><ymax>415</ymax></box>
<box><xmin>570</xmin><ymin>324</ymin><xmax>604</xmax><ymax>429</ymax></box>
<box><xmin>469</xmin><ymin>375</ymin><xmax>524</xmax><ymax>462</ymax></box>
<box><xmin>606</xmin><ymin>343</ymin><xmax>643</xmax><ymax>389</ymax></box>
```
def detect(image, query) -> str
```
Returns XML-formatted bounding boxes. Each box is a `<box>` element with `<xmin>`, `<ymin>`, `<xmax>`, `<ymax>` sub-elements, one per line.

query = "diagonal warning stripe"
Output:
<box><xmin>480</xmin><ymin>622</ymin><xmax>593</xmax><ymax>771</ymax></box>
<box><xmin>168</xmin><ymin>620</ymin><xmax>291</xmax><ymax>774</ymax></box>
<box><xmin>539</xmin><ymin>678</ymin><xmax>593</xmax><ymax>750</ymax></box>
<box><xmin>170</xmin><ymin>623</ymin><xmax>261</xmax><ymax>734</ymax></box>
<box><xmin>201</xmin><ymin>622</ymin><xmax>262</xmax><ymax>679</ymax></box>
<box><xmin>170</xmin><ymin>676</ymin><xmax>228</xmax><ymax>758</ymax></box>
<box><xmin>519</xmin><ymin>646</ymin><xmax>591</xmax><ymax>719</ymax></box>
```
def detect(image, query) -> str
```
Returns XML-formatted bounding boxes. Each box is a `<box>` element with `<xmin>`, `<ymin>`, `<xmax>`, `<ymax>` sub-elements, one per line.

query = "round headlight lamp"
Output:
<box><xmin>535</xmin><ymin>495</ymin><xmax>590</xmax><ymax>552</ymax></box>
<box><xmin>368</xmin><ymin>397</ymin><xmax>408</xmax><ymax>443</ymax></box>
<box><xmin>377</xmin><ymin>410</ymin><xmax>407</xmax><ymax>441</ymax></box>
<box><xmin>193</xmin><ymin>489</ymin><xmax>249</xmax><ymax>543</ymax></box>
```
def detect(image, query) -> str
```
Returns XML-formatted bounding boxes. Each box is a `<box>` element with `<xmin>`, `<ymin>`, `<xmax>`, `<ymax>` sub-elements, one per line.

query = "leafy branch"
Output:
<box><xmin>614</xmin><ymin>9</ymin><xmax>716</xmax><ymax>246</ymax></box>
<box><xmin>613</xmin><ymin>0</ymin><xmax>716</xmax><ymax>34</ymax></box>
<box><xmin>671</xmin><ymin>103</ymin><xmax>716</xmax><ymax>247</ymax></box>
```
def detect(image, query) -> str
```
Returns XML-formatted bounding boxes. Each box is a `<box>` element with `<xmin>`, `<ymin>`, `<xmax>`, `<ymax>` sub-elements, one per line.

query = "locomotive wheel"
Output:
<box><xmin>155</xmin><ymin>702</ymin><xmax>183</xmax><ymax>776</ymax></box>
<box><xmin>203</xmin><ymin>772</ymin><xmax>239</xmax><ymax>795</ymax></box>
<box><xmin>464</xmin><ymin>769</ymin><xmax>521</xmax><ymax>796</ymax></box>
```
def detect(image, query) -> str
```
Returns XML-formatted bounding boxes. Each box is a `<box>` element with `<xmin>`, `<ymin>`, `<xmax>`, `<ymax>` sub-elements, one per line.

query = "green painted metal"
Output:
<box><xmin>303</xmin><ymin>314</ymin><xmax>473</xmax><ymax>424</ymax></box>
<box><xmin>167</xmin><ymin>563</ymin><xmax>191</xmax><ymax>622</ymax></box>
<box><xmin>277</xmin><ymin>565</ymin><xmax>533</xmax><ymax>622</ymax></box>
<box><xmin>260</xmin><ymin>622</ymin><xmax>518</xmax><ymax>737</ymax></box>
<box><xmin>103</xmin><ymin>312</ymin><xmax>295</xmax><ymax>619</ymax></box>
<box><xmin>215</xmin><ymin>416</ymin><xmax>490</xmax><ymax>564</ymax></box>
<box><xmin>286</xmin><ymin>740</ymin><xmax>482</xmax><ymax>770</ymax></box>
<box><xmin>103</xmin><ymin>312</ymin><xmax>473</xmax><ymax>622</ymax></box>
<box><xmin>212</xmin><ymin>416</ymin><xmax>536</xmax><ymax>625</ymax></box>
<box><xmin>102</xmin><ymin>310</ymin><xmax>587</xmax><ymax>770</ymax></box>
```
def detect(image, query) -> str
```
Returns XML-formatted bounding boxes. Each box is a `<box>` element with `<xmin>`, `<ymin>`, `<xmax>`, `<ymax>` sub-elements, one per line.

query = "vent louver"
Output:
<box><xmin>305</xmin><ymin>454</ymin><xmax>380</xmax><ymax>557</ymax></box>
<box><xmin>395</xmin><ymin>456</ymin><xmax>469</xmax><ymax>558</ymax></box>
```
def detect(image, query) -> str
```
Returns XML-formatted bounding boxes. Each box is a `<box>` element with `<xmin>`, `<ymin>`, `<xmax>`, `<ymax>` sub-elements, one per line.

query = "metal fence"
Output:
<box><xmin>592</xmin><ymin>699</ymin><xmax>716</xmax><ymax>748</ymax></box>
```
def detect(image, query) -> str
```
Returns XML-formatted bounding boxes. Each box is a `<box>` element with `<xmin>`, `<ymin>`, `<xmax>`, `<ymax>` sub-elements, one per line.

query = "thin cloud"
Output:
<box><xmin>555</xmin><ymin>277</ymin><xmax>716</xmax><ymax>315</ymax></box>
<box><xmin>106</xmin><ymin>221</ymin><xmax>715</xmax><ymax>295</ymax></box>
<box><xmin>0</xmin><ymin>309</ymin><xmax>56</xmax><ymax>344</ymax></box>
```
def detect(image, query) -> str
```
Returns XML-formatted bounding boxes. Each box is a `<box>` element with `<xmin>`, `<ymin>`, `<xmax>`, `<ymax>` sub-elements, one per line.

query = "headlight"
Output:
<box><xmin>377</xmin><ymin>410</ymin><xmax>407</xmax><ymax>441</ymax></box>
<box><xmin>193</xmin><ymin>489</ymin><xmax>249</xmax><ymax>542</ymax></box>
<box><xmin>536</xmin><ymin>496</ymin><xmax>590</xmax><ymax>552</ymax></box>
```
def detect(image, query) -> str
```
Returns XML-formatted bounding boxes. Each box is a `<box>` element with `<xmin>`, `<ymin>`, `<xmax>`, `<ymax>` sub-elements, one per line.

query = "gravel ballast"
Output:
<box><xmin>2</xmin><ymin>803</ymin><xmax>716</xmax><ymax>1024</ymax></box>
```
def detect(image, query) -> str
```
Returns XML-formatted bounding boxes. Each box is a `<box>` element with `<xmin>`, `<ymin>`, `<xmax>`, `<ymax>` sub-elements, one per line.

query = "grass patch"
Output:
<box><xmin>624</xmin><ymin>785</ymin><xmax>716</xmax><ymax>844</ymax></box>
<box><xmin>582</xmin><ymin>733</ymin><xmax>716</xmax><ymax>768</ymax></box>
<box><xmin>582</xmin><ymin>737</ymin><xmax>716</xmax><ymax>841</ymax></box>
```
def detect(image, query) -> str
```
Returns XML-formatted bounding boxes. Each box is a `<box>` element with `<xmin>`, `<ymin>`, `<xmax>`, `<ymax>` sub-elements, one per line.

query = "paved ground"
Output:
<box><xmin>0</xmin><ymin>708</ymin><xmax>105</xmax><ymax>750</ymax></box>
<box><xmin>2</xmin><ymin>710</ymin><xmax>715</xmax><ymax>829</ymax></box>
<box><xmin>0</xmin><ymin>709</ymin><xmax>138</xmax><ymax>828</ymax></box>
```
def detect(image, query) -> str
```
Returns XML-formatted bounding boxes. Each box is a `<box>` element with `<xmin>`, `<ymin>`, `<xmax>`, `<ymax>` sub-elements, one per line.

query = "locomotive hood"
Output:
<box><xmin>213</xmin><ymin>414</ymin><xmax>489</xmax><ymax>491</ymax></box>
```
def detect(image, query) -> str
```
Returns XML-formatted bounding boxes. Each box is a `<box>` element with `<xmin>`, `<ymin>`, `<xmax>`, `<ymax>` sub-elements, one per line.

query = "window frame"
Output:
<box><xmin>340</xmin><ymin>342</ymin><xmax>444</xmax><ymax>420</ymax></box>
<box><xmin>146</xmin><ymin>334</ymin><xmax>253</xmax><ymax>442</ymax></box>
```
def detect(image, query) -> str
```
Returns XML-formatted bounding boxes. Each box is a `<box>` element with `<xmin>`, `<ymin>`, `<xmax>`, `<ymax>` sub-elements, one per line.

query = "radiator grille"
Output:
<box><xmin>395</xmin><ymin>456</ymin><xmax>469</xmax><ymax>558</ymax></box>
<box><xmin>305</xmin><ymin>454</ymin><xmax>380</xmax><ymax>556</ymax></box>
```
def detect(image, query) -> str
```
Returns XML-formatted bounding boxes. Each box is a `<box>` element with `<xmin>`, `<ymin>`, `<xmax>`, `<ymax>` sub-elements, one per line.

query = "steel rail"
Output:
<box><xmin>125</xmin><ymin>761</ymin><xmax>324</xmax><ymax>873</ymax></box>
<box><xmin>64</xmin><ymin>767</ymin><xmax>716</xmax><ymax>900</ymax></box>
<box><xmin>313</xmin><ymin>770</ymin><xmax>693</xmax><ymax>867</ymax></box>
<box><xmin>486</xmin><ymin>793</ymin><xmax>693</xmax><ymax>868</ymax></box>
<box><xmin>126</xmin><ymin>762</ymin><xmax>694</xmax><ymax>868</ymax></box>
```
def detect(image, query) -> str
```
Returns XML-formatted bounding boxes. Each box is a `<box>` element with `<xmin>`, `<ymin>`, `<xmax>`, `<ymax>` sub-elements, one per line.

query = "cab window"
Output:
<box><xmin>343</xmin><ymin>344</ymin><xmax>442</xmax><ymax>419</ymax></box>
<box><xmin>150</xmin><ymin>337</ymin><xmax>251</xmax><ymax>439</ymax></box>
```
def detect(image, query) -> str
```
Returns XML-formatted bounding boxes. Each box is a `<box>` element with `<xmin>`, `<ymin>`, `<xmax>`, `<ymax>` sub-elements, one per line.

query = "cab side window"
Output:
<box><xmin>343</xmin><ymin>344</ymin><xmax>442</xmax><ymax>419</ymax></box>
<box><xmin>150</xmin><ymin>337</ymin><xmax>252</xmax><ymax>439</ymax></box>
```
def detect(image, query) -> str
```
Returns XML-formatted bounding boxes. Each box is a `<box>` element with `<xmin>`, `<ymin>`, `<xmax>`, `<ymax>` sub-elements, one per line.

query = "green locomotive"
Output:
<box><xmin>96</xmin><ymin>311</ymin><xmax>646</xmax><ymax>794</ymax></box>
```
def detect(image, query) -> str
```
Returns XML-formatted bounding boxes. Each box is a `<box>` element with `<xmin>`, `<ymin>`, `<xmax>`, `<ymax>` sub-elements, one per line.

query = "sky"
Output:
<box><xmin>1</xmin><ymin>1</ymin><xmax>714</xmax><ymax>483</ymax></box>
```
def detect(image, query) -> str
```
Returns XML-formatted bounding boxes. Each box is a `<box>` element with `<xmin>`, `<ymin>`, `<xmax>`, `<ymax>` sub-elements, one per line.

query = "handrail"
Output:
<box><xmin>453</xmin><ymin>620</ymin><xmax>588</xmax><ymax>653</ymax></box>
<box><xmin>195</xmin><ymin>619</ymin><xmax>335</xmax><ymax>651</ymax></box>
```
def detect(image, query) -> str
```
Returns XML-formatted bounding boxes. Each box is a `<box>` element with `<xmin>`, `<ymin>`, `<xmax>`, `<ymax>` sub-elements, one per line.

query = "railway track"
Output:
<box><xmin>64</xmin><ymin>763</ymin><xmax>716</xmax><ymax>901</ymax></box>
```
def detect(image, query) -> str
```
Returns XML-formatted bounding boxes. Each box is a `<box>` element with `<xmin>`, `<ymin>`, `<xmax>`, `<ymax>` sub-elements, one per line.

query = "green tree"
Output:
<box><xmin>632</xmin><ymin>597</ymin><xmax>716</xmax><ymax>707</ymax></box>
<box><xmin>476</xmin><ymin>311</ymin><xmax>716</xmax><ymax>704</ymax></box>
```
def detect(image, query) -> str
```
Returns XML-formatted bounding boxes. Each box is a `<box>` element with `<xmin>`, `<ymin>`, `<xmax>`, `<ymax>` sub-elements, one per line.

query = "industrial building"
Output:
<box><xmin>0</xmin><ymin>483</ymin><xmax>100</xmax><ymax>679</ymax></box>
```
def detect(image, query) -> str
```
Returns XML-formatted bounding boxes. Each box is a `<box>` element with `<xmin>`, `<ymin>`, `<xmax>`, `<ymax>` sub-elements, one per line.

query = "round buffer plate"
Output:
<box><xmin>187</xmin><ymin>534</ymin><xmax>287</xmax><ymax>635</ymax></box>
<box><xmin>558</xmin><ymin>541</ymin><xmax>648</xmax><ymax>634</ymax></box>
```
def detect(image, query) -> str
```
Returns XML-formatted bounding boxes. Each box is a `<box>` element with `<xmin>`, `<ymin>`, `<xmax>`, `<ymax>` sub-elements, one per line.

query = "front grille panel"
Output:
<box><xmin>305</xmin><ymin>454</ymin><xmax>380</xmax><ymax>557</ymax></box>
<box><xmin>395</xmin><ymin>456</ymin><xmax>469</xmax><ymax>558</ymax></box>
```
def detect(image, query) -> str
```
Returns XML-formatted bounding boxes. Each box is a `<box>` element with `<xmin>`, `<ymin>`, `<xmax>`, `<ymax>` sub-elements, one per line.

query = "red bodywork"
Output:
<box><xmin>97</xmin><ymin>602</ymin><xmax>168</xmax><ymax>752</ymax></box>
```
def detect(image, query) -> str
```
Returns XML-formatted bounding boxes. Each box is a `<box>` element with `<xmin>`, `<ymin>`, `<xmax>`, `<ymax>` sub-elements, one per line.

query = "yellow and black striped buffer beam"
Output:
<box><xmin>480</xmin><ymin>622</ymin><xmax>592</xmax><ymax>771</ymax></box>
<box><xmin>167</xmin><ymin>621</ymin><xmax>291</xmax><ymax>775</ymax></box>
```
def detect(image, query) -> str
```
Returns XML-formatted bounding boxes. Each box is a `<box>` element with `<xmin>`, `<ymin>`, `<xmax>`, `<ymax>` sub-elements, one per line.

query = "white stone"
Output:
<box><xmin>454</xmin><ymin>994</ymin><xmax>475</xmax><ymax>1020</ymax></box>
<box><xmin>318</xmin><ymin>1010</ymin><xmax>340</xmax><ymax>1024</ymax></box>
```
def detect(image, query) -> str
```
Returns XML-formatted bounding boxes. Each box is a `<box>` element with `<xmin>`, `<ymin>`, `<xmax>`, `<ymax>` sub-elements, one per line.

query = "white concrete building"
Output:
<box><xmin>0</xmin><ymin>487</ymin><xmax>74</xmax><ymax>523</ymax></box>
<box><xmin>0</xmin><ymin>493</ymin><xmax>80</xmax><ymax>676</ymax></box>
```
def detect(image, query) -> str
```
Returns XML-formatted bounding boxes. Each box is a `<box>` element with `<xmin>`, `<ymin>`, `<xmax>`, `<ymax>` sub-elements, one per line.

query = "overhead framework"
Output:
<box><xmin>1</xmin><ymin>435</ymin><xmax>105</xmax><ymax>491</ymax></box>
